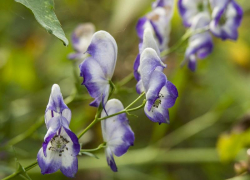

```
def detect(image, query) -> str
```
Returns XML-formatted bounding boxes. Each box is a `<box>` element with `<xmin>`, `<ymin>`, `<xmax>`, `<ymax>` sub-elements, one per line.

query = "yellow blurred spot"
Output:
<box><xmin>228</xmin><ymin>40</ymin><xmax>250</xmax><ymax>68</ymax></box>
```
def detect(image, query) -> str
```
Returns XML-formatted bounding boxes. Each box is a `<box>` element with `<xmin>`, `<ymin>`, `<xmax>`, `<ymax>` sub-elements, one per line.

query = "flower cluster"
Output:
<box><xmin>136</xmin><ymin>0</ymin><xmax>174</xmax><ymax>52</ymax></box>
<box><xmin>178</xmin><ymin>0</ymin><xmax>243</xmax><ymax>71</ymax></box>
<box><xmin>134</xmin><ymin>0</ymin><xmax>178</xmax><ymax>123</ymax></box>
<box><xmin>37</xmin><ymin>84</ymin><xmax>80</xmax><ymax>177</ymax></box>
<box><xmin>35</xmin><ymin>0</ymin><xmax>244</xmax><ymax>178</ymax></box>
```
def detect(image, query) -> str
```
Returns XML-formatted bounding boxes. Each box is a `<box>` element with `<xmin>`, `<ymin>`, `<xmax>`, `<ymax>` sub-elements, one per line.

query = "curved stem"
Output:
<box><xmin>97</xmin><ymin>98</ymin><xmax>146</xmax><ymax>122</ymax></box>
<box><xmin>125</xmin><ymin>92</ymin><xmax>145</xmax><ymax>110</ymax></box>
<box><xmin>117</xmin><ymin>72</ymin><xmax>135</xmax><ymax>87</ymax></box>
<box><xmin>2</xmin><ymin>161</ymin><xmax>38</xmax><ymax>180</ymax></box>
<box><xmin>80</xmin><ymin>142</ymin><xmax>106</xmax><ymax>152</ymax></box>
<box><xmin>78</xmin><ymin>92</ymin><xmax>145</xmax><ymax>138</ymax></box>
<box><xmin>160</xmin><ymin>26</ymin><xmax>210</xmax><ymax>57</ymax></box>
<box><xmin>2</xmin><ymin>93</ymin><xmax>80</xmax><ymax>149</ymax></box>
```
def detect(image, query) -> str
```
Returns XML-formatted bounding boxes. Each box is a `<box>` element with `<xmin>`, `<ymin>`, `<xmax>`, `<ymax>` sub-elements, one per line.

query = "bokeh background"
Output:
<box><xmin>1</xmin><ymin>0</ymin><xmax>250</xmax><ymax>179</ymax></box>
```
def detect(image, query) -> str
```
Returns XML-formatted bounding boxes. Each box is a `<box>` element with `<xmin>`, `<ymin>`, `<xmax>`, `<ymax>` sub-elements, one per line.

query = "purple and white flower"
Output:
<box><xmin>136</xmin><ymin>0</ymin><xmax>174</xmax><ymax>51</ymax></box>
<box><xmin>37</xmin><ymin>84</ymin><xmax>80</xmax><ymax>177</ymax></box>
<box><xmin>79</xmin><ymin>31</ymin><xmax>118</xmax><ymax>108</ymax></box>
<box><xmin>140</xmin><ymin>48</ymin><xmax>178</xmax><ymax>124</ymax></box>
<box><xmin>178</xmin><ymin>0</ymin><xmax>209</xmax><ymax>27</ymax></box>
<box><xmin>183</xmin><ymin>12</ymin><xmax>213</xmax><ymax>71</ymax></box>
<box><xmin>68</xmin><ymin>23</ymin><xmax>95</xmax><ymax>61</ymax></box>
<box><xmin>210</xmin><ymin>0</ymin><xmax>243</xmax><ymax>40</ymax></box>
<box><xmin>101</xmin><ymin>99</ymin><xmax>135</xmax><ymax>172</ymax></box>
<box><xmin>134</xmin><ymin>28</ymin><xmax>161</xmax><ymax>94</ymax></box>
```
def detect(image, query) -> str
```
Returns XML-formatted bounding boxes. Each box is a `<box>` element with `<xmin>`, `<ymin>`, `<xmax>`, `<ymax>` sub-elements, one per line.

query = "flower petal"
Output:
<box><xmin>178</xmin><ymin>0</ymin><xmax>209</xmax><ymax>27</ymax></box>
<box><xmin>61</xmin><ymin>118</ymin><xmax>80</xmax><ymax>156</ymax></box>
<box><xmin>101</xmin><ymin>99</ymin><xmax>135</xmax><ymax>157</ymax></box>
<box><xmin>210</xmin><ymin>0</ymin><xmax>243</xmax><ymax>40</ymax></box>
<box><xmin>37</xmin><ymin>148</ymin><xmax>62</xmax><ymax>175</ymax></box>
<box><xmin>133</xmin><ymin>54</ymin><xmax>141</xmax><ymax>82</ymax></box>
<box><xmin>146</xmin><ymin>70</ymin><xmax>167</xmax><ymax>111</ymax></box>
<box><xmin>141</xmin><ymin>28</ymin><xmax>161</xmax><ymax>56</ymax></box>
<box><xmin>60</xmin><ymin>153</ymin><xmax>78</xmax><ymax>177</ymax></box>
<box><xmin>45</xmin><ymin>84</ymin><xmax>69</xmax><ymax>120</ymax></box>
<box><xmin>140</xmin><ymin>48</ymin><xmax>166</xmax><ymax>91</ymax></box>
<box><xmin>86</xmin><ymin>31</ymin><xmax>118</xmax><ymax>79</ymax></box>
<box><xmin>136</xmin><ymin>80</ymin><xmax>144</xmax><ymax>94</ymax></box>
<box><xmin>144</xmin><ymin>102</ymin><xmax>169</xmax><ymax>124</ymax></box>
<box><xmin>71</xmin><ymin>23</ymin><xmax>95</xmax><ymax>53</ymax></box>
<box><xmin>79</xmin><ymin>56</ymin><xmax>110</xmax><ymax>107</ymax></box>
<box><xmin>43</xmin><ymin>116</ymin><xmax>61</xmax><ymax>157</ymax></box>
<box><xmin>153</xmin><ymin>0</ymin><xmax>174</xmax><ymax>9</ymax></box>
<box><xmin>105</xmin><ymin>147</ymin><xmax>117</xmax><ymax>172</ymax></box>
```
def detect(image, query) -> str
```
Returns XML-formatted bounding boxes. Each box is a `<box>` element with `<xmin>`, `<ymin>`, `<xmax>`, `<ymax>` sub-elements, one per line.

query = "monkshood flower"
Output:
<box><xmin>140</xmin><ymin>48</ymin><xmax>178</xmax><ymax>124</ymax></box>
<box><xmin>101</xmin><ymin>99</ymin><xmax>135</xmax><ymax>172</ymax></box>
<box><xmin>134</xmin><ymin>28</ymin><xmax>161</xmax><ymax>94</ymax></box>
<box><xmin>178</xmin><ymin>0</ymin><xmax>209</xmax><ymax>27</ymax></box>
<box><xmin>210</xmin><ymin>0</ymin><xmax>243</xmax><ymax>40</ymax></box>
<box><xmin>184</xmin><ymin>12</ymin><xmax>213</xmax><ymax>71</ymax></box>
<box><xmin>79</xmin><ymin>31</ymin><xmax>117</xmax><ymax>108</ymax></box>
<box><xmin>37</xmin><ymin>84</ymin><xmax>80</xmax><ymax>177</ymax></box>
<box><xmin>68</xmin><ymin>23</ymin><xmax>95</xmax><ymax>60</ymax></box>
<box><xmin>136</xmin><ymin>0</ymin><xmax>174</xmax><ymax>51</ymax></box>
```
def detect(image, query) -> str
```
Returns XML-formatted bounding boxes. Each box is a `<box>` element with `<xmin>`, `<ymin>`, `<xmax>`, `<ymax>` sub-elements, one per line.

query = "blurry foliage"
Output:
<box><xmin>1</xmin><ymin>0</ymin><xmax>250</xmax><ymax>180</ymax></box>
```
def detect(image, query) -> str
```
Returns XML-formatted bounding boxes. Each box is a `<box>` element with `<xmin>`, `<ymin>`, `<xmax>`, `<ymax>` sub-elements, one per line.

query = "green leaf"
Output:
<box><xmin>15</xmin><ymin>0</ymin><xmax>68</xmax><ymax>46</ymax></box>
<box><xmin>79</xmin><ymin>152</ymin><xmax>99</xmax><ymax>159</ymax></box>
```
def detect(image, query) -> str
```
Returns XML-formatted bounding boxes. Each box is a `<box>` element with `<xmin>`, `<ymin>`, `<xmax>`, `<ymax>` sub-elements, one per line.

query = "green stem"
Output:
<box><xmin>125</xmin><ymin>92</ymin><xmax>145</xmax><ymax>110</ymax></box>
<box><xmin>160</xmin><ymin>26</ymin><xmax>210</xmax><ymax>57</ymax></box>
<box><xmin>2</xmin><ymin>161</ymin><xmax>38</xmax><ymax>180</ymax></box>
<box><xmin>2</xmin><ymin>117</ymin><xmax>44</xmax><ymax>148</ymax></box>
<box><xmin>80</xmin><ymin>142</ymin><xmax>106</xmax><ymax>152</ymax></box>
<box><xmin>97</xmin><ymin>99</ymin><xmax>146</xmax><ymax>121</ymax></box>
<box><xmin>117</xmin><ymin>72</ymin><xmax>135</xmax><ymax>87</ymax></box>
<box><xmin>77</xmin><ymin>105</ymin><xmax>102</xmax><ymax>139</ymax></box>
<box><xmin>78</xmin><ymin>92</ymin><xmax>145</xmax><ymax>138</ymax></box>
<box><xmin>2</xmin><ymin>93</ymin><xmax>79</xmax><ymax>149</ymax></box>
<box><xmin>25</xmin><ymin>161</ymin><xmax>38</xmax><ymax>171</ymax></box>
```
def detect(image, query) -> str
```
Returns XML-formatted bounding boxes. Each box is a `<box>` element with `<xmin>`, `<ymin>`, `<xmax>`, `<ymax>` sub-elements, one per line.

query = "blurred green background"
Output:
<box><xmin>1</xmin><ymin>0</ymin><xmax>250</xmax><ymax>179</ymax></box>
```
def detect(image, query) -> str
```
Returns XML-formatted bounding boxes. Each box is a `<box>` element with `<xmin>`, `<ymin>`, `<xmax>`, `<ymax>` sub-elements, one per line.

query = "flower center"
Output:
<box><xmin>152</xmin><ymin>93</ymin><xmax>164</xmax><ymax>110</ymax></box>
<box><xmin>49</xmin><ymin>135</ymin><xmax>69</xmax><ymax>156</ymax></box>
<box><xmin>219</xmin><ymin>14</ymin><xmax>227</xmax><ymax>26</ymax></box>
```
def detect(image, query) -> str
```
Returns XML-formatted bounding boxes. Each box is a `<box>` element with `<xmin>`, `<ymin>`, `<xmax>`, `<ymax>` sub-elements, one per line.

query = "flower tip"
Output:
<box><xmin>51</xmin><ymin>84</ymin><xmax>61</xmax><ymax>93</ymax></box>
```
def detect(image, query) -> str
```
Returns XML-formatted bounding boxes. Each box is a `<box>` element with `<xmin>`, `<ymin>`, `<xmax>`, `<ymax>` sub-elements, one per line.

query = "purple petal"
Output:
<box><xmin>79</xmin><ymin>57</ymin><xmax>110</xmax><ymax>107</ymax></box>
<box><xmin>210</xmin><ymin>0</ymin><xmax>243</xmax><ymax>40</ymax></box>
<box><xmin>46</xmin><ymin>84</ymin><xmax>69</xmax><ymax>118</ymax></box>
<box><xmin>60</xmin><ymin>156</ymin><xmax>78</xmax><ymax>178</ymax></box>
<box><xmin>105</xmin><ymin>148</ymin><xmax>117</xmax><ymax>172</ymax></box>
<box><xmin>136</xmin><ymin>17</ymin><xmax>148</xmax><ymax>40</ymax></box>
<box><xmin>37</xmin><ymin>148</ymin><xmax>62</xmax><ymax>175</ymax></box>
<box><xmin>140</xmin><ymin>48</ymin><xmax>166</xmax><ymax>91</ymax></box>
<box><xmin>86</xmin><ymin>31</ymin><xmax>117</xmax><ymax>79</ymax></box>
<box><xmin>43</xmin><ymin>116</ymin><xmax>61</xmax><ymax>156</ymax></box>
<box><xmin>144</xmin><ymin>103</ymin><xmax>170</xmax><ymax>124</ymax></box>
<box><xmin>101</xmin><ymin>99</ymin><xmax>135</xmax><ymax>158</ymax></box>
<box><xmin>71</xmin><ymin>23</ymin><xmax>95</xmax><ymax>53</ymax></box>
<box><xmin>146</xmin><ymin>70</ymin><xmax>167</xmax><ymax>111</ymax></box>
<box><xmin>136</xmin><ymin>80</ymin><xmax>144</xmax><ymax>94</ymax></box>
<box><xmin>62</xmin><ymin>118</ymin><xmax>80</xmax><ymax>156</ymax></box>
<box><xmin>133</xmin><ymin>54</ymin><xmax>141</xmax><ymax>82</ymax></box>
<box><xmin>165</xmin><ymin>81</ymin><xmax>178</xmax><ymax>108</ymax></box>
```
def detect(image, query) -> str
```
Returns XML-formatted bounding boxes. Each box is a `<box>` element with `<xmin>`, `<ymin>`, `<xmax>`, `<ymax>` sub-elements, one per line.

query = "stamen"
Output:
<box><xmin>49</xmin><ymin>135</ymin><xmax>69</xmax><ymax>155</ymax></box>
